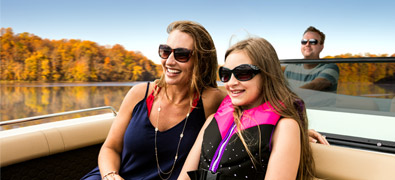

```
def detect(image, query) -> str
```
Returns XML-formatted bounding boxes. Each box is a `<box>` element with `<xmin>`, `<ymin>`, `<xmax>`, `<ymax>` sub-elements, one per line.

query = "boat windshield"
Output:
<box><xmin>281</xmin><ymin>57</ymin><xmax>395</xmax><ymax>153</ymax></box>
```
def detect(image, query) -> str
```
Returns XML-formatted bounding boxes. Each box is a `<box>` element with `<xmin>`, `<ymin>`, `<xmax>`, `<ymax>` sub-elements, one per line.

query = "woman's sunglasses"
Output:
<box><xmin>158</xmin><ymin>44</ymin><xmax>193</xmax><ymax>62</ymax></box>
<box><xmin>301</xmin><ymin>39</ymin><xmax>319</xmax><ymax>45</ymax></box>
<box><xmin>219</xmin><ymin>64</ymin><xmax>261</xmax><ymax>83</ymax></box>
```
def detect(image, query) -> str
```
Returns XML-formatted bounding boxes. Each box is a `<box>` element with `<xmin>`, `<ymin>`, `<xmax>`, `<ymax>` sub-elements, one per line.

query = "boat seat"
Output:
<box><xmin>2</xmin><ymin>113</ymin><xmax>395</xmax><ymax>179</ymax></box>
<box><xmin>312</xmin><ymin>143</ymin><xmax>395</xmax><ymax>180</ymax></box>
<box><xmin>0</xmin><ymin>113</ymin><xmax>114</xmax><ymax>167</ymax></box>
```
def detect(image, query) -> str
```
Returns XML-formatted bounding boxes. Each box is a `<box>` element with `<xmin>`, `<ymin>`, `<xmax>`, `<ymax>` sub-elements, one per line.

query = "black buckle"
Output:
<box><xmin>187</xmin><ymin>169</ymin><xmax>220</xmax><ymax>180</ymax></box>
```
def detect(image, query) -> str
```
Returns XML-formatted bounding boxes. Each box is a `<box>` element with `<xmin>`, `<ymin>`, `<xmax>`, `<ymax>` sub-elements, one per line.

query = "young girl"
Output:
<box><xmin>179</xmin><ymin>38</ymin><xmax>315</xmax><ymax>179</ymax></box>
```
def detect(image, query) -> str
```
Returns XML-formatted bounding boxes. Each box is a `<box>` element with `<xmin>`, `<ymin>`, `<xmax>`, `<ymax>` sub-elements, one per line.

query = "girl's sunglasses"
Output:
<box><xmin>301</xmin><ymin>39</ymin><xmax>318</xmax><ymax>45</ymax></box>
<box><xmin>158</xmin><ymin>44</ymin><xmax>193</xmax><ymax>62</ymax></box>
<box><xmin>219</xmin><ymin>64</ymin><xmax>261</xmax><ymax>83</ymax></box>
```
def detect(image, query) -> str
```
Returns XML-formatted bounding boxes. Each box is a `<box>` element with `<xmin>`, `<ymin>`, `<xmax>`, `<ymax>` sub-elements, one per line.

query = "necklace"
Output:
<box><xmin>154</xmin><ymin>96</ymin><xmax>191</xmax><ymax>180</ymax></box>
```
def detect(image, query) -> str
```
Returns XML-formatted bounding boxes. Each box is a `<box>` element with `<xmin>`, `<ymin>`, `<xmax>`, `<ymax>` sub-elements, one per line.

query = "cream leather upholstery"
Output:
<box><xmin>312</xmin><ymin>143</ymin><xmax>395</xmax><ymax>180</ymax></box>
<box><xmin>0</xmin><ymin>113</ymin><xmax>114</xmax><ymax>167</ymax></box>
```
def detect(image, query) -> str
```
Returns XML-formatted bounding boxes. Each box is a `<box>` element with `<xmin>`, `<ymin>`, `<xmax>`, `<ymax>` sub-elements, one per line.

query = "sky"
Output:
<box><xmin>1</xmin><ymin>0</ymin><xmax>394</xmax><ymax>65</ymax></box>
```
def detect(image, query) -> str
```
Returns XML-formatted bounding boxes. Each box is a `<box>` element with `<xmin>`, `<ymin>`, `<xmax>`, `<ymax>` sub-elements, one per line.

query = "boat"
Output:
<box><xmin>1</xmin><ymin>57</ymin><xmax>395</xmax><ymax>179</ymax></box>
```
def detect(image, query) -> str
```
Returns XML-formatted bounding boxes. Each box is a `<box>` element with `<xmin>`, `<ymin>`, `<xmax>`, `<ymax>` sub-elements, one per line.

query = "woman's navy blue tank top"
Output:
<box><xmin>82</xmin><ymin>83</ymin><xmax>206</xmax><ymax>180</ymax></box>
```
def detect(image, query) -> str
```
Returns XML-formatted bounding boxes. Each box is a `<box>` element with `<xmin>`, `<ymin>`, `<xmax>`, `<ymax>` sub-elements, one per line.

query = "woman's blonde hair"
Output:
<box><xmin>225</xmin><ymin>37</ymin><xmax>315</xmax><ymax>180</ymax></box>
<box><xmin>156</xmin><ymin>20</ymin><xmax>218</xmax><ymax>105</ymax></box>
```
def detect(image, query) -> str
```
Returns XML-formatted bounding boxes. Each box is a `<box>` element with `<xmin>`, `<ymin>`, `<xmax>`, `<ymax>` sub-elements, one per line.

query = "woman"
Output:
<box><xmin>81</xmin><ymin>21</ymin><xmax>226</xmax><ymax>180</ymax></box>
<box><xmin>179</xmin><ymin>38</ymin><xmax>316</xmax><ymax>179</ymax></box>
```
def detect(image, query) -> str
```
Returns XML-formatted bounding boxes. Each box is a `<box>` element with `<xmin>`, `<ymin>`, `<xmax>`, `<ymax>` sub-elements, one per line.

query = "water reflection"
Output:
<box><xmin>1</xmin><ymin>81</ymin><xmax>394</xmax><ymax>130</ymax></box>
<box><xmin>338</xmin><ymin>82</ymin><xmax>395</xmax><ymax>99</ymax></box>
<box><xmin>1</xmin><ymin>82</ymin><xmax>136</xmax><ymax>129</ymax></box>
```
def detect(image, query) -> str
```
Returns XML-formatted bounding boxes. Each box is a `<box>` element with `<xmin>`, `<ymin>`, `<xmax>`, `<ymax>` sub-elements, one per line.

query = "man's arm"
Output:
<box><xmin>300</xmin><ymin>77</ymin><xmax>332</xmax><ymax>91</ymax></box>
<box><xmin>301</xmin><ymin>63</ymin><xmax>339</xmax><ymax>91</ymax></box>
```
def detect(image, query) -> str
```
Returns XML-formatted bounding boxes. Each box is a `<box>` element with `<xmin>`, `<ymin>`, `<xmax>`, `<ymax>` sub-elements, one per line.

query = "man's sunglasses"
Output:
<box><xmin>158</xmin><ymin>44</ymin><xmax>193</xmax><ymax>62</ymax></box>
<box><xmin>219</xmin><ymin>64</ymin><xmax>261</xmax><ymax>83</ymax></box>
<box><xmin>301</xmin><ymin>39</ymin><xmax>319</xmax><ymax>45</ymax></box>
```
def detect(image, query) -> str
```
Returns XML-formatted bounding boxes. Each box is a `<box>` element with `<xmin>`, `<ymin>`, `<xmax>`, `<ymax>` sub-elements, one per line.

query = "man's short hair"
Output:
<box><xmin>304</xmin><ymin>26</ymin><xmax>325</xmax><ymax>45</ymax></box>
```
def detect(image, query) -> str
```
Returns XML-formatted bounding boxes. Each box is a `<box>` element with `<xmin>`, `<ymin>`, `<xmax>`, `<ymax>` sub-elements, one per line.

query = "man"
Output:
<box><xmin>284</xmin><ymin>26</ymin><xmax>339</xmax><ymax>92</ymax></box>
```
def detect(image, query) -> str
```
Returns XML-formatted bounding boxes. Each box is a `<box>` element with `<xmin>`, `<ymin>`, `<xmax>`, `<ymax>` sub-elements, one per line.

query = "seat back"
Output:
<box><xmin>312</xmin><ymin>143</ymin><xmax>395</xmax><ymax>180</ymax></box>
<box><xmin>0</xmin><ymin>113</ymin><xmax>114</xmax><ymax>167</ymax></box>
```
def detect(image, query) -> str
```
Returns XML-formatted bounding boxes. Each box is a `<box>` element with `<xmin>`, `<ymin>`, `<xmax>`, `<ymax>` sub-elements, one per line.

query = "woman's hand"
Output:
<box><xmin>102</xmin><ymin>172</ymin><xmax>124</xmax><ymax>180</ymax></box>
<box><xmin>308</xmin><ymin>129</ymin><xmax>330</xmax><ymax>145</ymax></box>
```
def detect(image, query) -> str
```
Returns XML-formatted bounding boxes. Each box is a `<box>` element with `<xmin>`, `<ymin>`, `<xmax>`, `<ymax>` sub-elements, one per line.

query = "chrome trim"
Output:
<box><xmin>0</xmin><ymin>106</ymin><xmax>117</xmax><ymax>126</ymax></box>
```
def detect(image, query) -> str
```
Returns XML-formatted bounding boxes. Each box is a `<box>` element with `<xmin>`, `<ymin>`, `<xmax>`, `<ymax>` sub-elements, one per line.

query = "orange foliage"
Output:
<box><xmin>323</xmin><ymin>53</ymin><xmax>395</xmax><ymax>84</ymax></box>
<box><xmin>1</xmin><ymin>28</ymin><xmax>161</xmax><ymax>82</ymax></box>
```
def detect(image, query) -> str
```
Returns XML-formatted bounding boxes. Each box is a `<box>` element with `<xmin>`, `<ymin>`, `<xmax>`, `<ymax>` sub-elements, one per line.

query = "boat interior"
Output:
<box><xmin>1</xmin><ymin>112</ymin><xmax>395</xmax><ymax>180</ymax></box>
<box><xmin>1</xmin><ymin>57</ymin><xmax>395</xmax><ymax>179</ymax></box>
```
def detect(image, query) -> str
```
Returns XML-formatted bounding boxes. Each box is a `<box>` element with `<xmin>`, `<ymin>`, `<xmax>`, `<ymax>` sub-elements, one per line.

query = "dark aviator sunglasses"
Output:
<box><xmin>301</xmin><ymin>39</ymin><xmax>319</xmax><ymax>45</ymax></box>
<box><xmin>158</xmin><ymin>44</ymin><xmax>193</xmax><ymax>62</ymax></box>
<box><xmin>219</xmin><ymin>64</ymin><xmax>261</xmax><ymax>83</ymax></box>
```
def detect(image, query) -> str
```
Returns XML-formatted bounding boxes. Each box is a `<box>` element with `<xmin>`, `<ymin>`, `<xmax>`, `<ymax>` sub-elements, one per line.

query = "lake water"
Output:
<box><xmin>0</xmin><ymin>82</ymin><xmax>145</xmax><ymax>129</ymax></box>
<box><xmin>1</xmin><ymin>81</ymin><xmax>394</xmax><ymax>129</ymax></box>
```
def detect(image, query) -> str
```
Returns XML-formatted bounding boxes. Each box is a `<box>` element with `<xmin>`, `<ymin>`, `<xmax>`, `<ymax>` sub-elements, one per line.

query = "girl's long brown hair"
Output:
<box><xmin>156</xmin><ymin>20</ymin><xmax>218</xmax><ymax>106</ymax></box>
<box><xmin>225</xmin><ymin>38</ymin><xmax>315</xmax><ymax>180</ymax></box>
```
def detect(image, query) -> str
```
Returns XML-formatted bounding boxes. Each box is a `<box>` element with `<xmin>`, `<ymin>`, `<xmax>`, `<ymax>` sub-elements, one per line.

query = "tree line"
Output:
<box><xmin>1</xmin><ymin>27</ymin><xmax>394</xmax><ymax>83</ymax></box>
<box><xmin>1</xmin><ymin>27</ymin><xmax>162</xmax><ymax>82</ymax></box>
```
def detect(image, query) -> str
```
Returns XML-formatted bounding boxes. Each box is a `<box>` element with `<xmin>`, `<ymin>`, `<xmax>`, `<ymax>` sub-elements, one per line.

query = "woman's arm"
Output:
<box><xmin>265</xmin><ymin>118</ymin><xmax>301</xmax><ymax>180</ymax></box>
<box><xmin>178</xmin><ymin>114</ymin><xmax>215</xmax><ymax>180</ymax></box>
<box><xmin>97</xmin><ymin>83</ymin><xmax>150</xmax><ymax>179</ymax></box>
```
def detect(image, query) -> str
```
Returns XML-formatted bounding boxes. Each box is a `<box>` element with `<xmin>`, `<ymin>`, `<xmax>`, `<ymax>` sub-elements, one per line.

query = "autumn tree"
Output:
<box><xmin>23</xmin><ymin>52</ymin><xmax>45</xmax><ymax>81</ymax></box>
<box><xmin>1</xmin><ymin>27</ymin><xmax>164</xmax><ymax>82</ymax></box>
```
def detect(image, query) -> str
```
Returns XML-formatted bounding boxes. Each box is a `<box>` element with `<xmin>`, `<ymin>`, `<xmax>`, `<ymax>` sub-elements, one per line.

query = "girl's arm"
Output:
<box><xmin>178</xmin><ymin>114</ymin><xmax>215</xmax><ymax>180</ymax></box>
<box><xmin>264</xmin><ymin>118</ymin><xmax>301</xmax><ymax>180</ymax></box>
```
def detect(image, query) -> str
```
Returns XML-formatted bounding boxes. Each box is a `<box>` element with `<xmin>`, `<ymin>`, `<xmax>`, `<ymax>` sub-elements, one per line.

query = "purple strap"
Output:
<box><xmin>209</xmin><ymin>122</ymin><xmax>236</xmax><ymax>173</ymax></box>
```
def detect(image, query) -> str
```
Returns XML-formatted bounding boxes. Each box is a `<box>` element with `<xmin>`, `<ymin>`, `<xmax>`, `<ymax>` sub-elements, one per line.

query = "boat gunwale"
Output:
<box><xmin>0</xmin><ymin>106</ymin><xmax>117</xmax><ymax>126</ymax></box>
